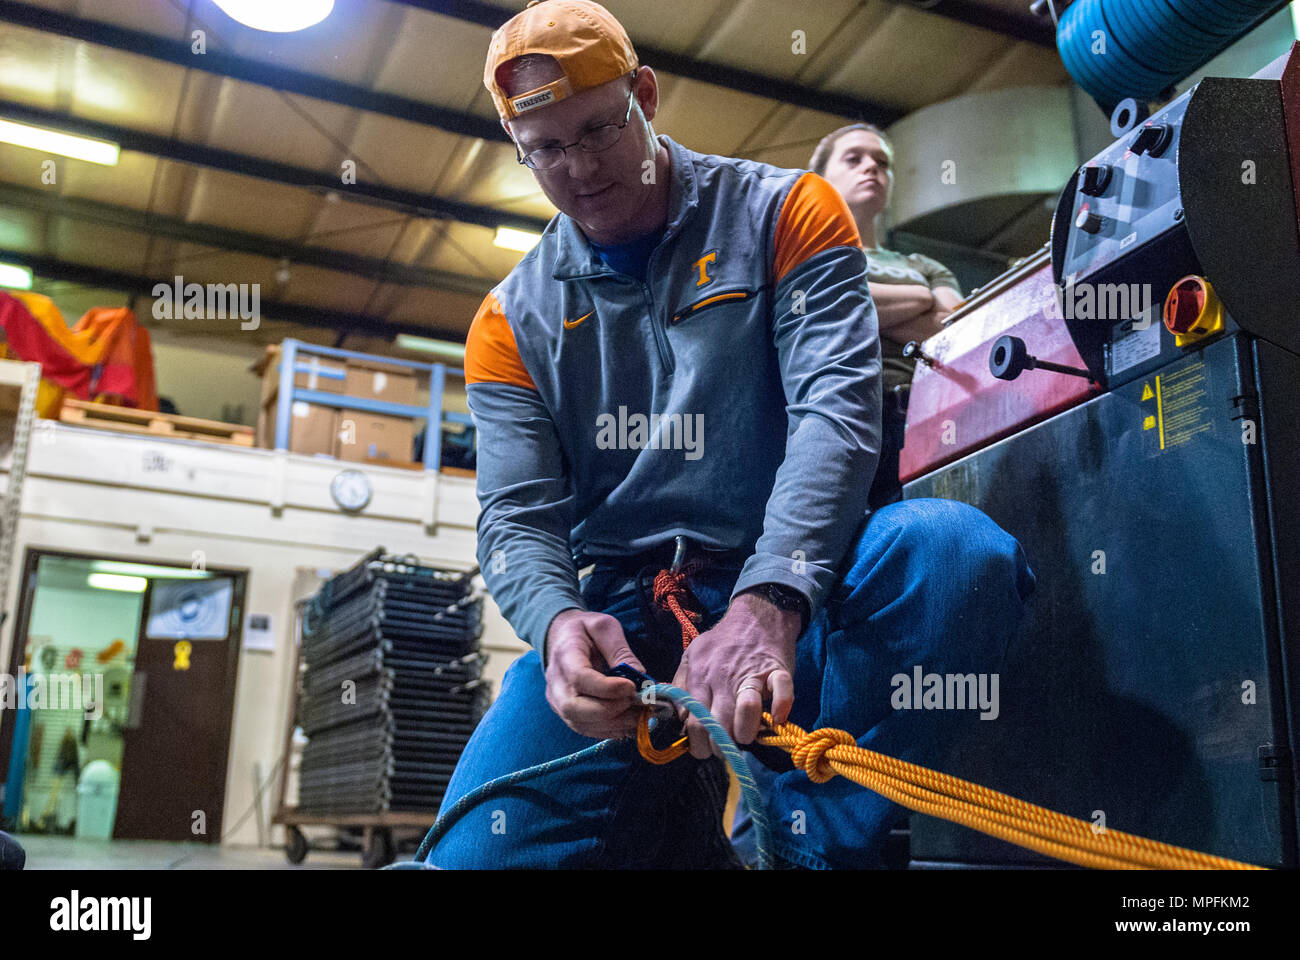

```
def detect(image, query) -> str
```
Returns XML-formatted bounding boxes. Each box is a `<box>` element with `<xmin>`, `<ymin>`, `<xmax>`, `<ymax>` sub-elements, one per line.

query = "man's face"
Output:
<box><xmin>507</xmin><ymin>71</ymin><xmax>658</xmax><ymax>243</ymax></box>
<box><xmin>823</xmin><ymin>129</ymin><xmax>894</xmax><ymax>220</ymax></box>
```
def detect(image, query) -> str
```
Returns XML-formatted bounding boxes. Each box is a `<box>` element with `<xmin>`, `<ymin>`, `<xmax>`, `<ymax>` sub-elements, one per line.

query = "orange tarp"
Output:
<box><xmin>0</xmin><ymin>291</ymin><xmax>158</xmax><ymax>416</ymax></box>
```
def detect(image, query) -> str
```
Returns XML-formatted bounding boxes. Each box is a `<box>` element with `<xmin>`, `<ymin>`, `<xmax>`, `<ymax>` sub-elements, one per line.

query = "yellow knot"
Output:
<box><xmin>790</xmin><ymin>727</ymin><xmax>856</xmax><ymax>783</ymax></box>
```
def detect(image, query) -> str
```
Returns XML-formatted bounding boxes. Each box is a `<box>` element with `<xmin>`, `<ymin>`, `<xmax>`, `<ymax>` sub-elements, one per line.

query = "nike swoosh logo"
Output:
<box><xmin>563</xmin><ymin>311</ymin><xmax>593</xmax><ymax>330</ymax></box>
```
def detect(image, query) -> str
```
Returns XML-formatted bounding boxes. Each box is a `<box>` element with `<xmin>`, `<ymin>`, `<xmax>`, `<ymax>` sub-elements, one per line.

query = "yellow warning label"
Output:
<box><xmin>1155</xmin><ymin>361</ymin><xmax>1213</xmax><ymax>451</ymax></box>
<box><xmin>1141</xmin><ymin>382</ymin><xmax>1154</xmax><ymax>401</ymax></box>
<box><xmin>1143</xmin><ymin>414</ymin><xmax>1156</xmax><ymax>430</ymax></box>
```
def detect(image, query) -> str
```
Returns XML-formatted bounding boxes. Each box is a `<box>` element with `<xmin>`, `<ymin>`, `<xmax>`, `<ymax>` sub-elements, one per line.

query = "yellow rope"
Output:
<box><xmin>749</xmin><ymin>715</ymin><xmax>1264</xmax><ymax>870</ymax></box>
<box><xmin>627</xmin><ymin>560</ymin><xmax>1258</xmax><ymax>868</ymax></box>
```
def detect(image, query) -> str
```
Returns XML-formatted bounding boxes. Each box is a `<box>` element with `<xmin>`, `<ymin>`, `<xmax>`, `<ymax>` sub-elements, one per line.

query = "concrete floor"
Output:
<box><xmin>15</xmin><ymin>834</ymin><xmax>368</xmax><ymax>869</ymax></box>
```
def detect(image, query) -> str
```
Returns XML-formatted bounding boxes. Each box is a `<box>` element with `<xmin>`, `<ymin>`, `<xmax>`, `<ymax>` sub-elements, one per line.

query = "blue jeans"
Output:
<box><xmin>426</xmin><ymin>498</ymin><xmax>1036</xmax><ymax>869</ymax></box>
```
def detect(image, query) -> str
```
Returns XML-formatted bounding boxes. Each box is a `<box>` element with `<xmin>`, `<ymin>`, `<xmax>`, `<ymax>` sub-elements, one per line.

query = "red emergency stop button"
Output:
<box><xmin>1163</xmin><ymin>276</ymin><xmax>1224</xmax><ymax>347</ymax></box>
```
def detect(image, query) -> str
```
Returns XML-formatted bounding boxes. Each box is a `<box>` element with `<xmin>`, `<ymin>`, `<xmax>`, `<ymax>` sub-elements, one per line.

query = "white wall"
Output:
<box><xmin>0</xmin><ymin>423</ymin><xmax>524</xmax><ymax>848</ymax></box>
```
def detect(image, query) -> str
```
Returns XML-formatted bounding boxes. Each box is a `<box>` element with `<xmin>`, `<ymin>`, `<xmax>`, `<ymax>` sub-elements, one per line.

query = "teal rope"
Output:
<box><xmin>648</xmin><ymin>683</ymin><xmax>773</xmax><ymax>870</ymax></box>
<box><xmin>412</xmin><ymin>738</ymin><xmax>618</xmax><ymax>862</ymax></box>
<box><xmin>412</xmin><ymin>683</ymin><xmax>773</xmax><ymax>869</ymax></box>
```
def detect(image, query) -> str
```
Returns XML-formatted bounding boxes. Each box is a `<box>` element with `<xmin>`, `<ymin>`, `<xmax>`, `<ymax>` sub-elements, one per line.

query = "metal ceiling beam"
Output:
<box><xmin>0</xmin><ymin>0</ymin><xmax>508</xmax><ymax>141</ymax></box>
<box><xmin>0</xmin><ymin>249</ymin><xmax>469</xmax><ymax>343</ymax></box>
<box><xmin>395</xmin><ymin>0</ymin><xmax>1057</xmax><ymax>48</ymax></box>
<box><xmin>0</xmin><ymin>100</ymin><xmax>552</xmax><ymax>235</ymax></box>
<box><xmin>0</xmin><ymin>182</ymin><xmax>495</xmax><ymax>297</ymax></box>
<box><xmin>887</xmin><ymin>0</ymin><xmax>1056</xmax><ymax>48</ymax></box>
<box><xmin>0</xmin><ymin>0</ymin><xmax>905</xmax><ymax>127</ymax></box>
<box><xmin>392</xmin><ymin>0</ymin><xmax>907</xmax><ymax>123</ymax></box>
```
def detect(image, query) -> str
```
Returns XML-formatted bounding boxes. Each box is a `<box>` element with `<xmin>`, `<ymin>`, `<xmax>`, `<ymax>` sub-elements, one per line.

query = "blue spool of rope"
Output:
<box><xmin>1057</xmin><ymin>0</ymin><xmax>1283</xmax><ymax>105</ymax></box>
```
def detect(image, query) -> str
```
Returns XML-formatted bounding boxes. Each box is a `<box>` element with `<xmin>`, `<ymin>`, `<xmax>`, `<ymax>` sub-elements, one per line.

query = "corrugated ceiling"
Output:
<box><xmin>0</xmin><ymin>0</ymin><xmax>1071</xmax><ymax>348</ymax></box>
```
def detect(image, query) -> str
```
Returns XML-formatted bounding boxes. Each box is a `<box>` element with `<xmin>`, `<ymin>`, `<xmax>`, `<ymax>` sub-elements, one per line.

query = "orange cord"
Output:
<box><xmin>636</xmin><ymin>567</ymin><xmax>702</xmax><ymax>764</ymax></box>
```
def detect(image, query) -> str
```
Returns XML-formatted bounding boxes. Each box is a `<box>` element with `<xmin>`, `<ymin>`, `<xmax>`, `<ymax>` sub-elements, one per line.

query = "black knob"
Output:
<box><xmin>1132</xmin><ymin>123</ymin><xmax>1173</xmax><ymax>157</ymax></box>
<box><xmin>989</xmin><ymin>335</ymin><xmax>1031</xmax><ymax>381</ymax></box>
<box><xmin>989</xmin><ymin>334</ymin><xmax>1093</xmax><ymax>382</ymax></box>
<box><xmin>1079</xmin><ymin>163</ymin><xmax>1112</xmax><ymax>196</ymax></box>
<box><xmin>1075</xmin><ymin>207</ymin><xmax>1105</xmax><ymax>234</ymax></box>
<box><xmin>903</xmin><ymin>340</ymin><xmax>936</xmax><ymax>368</ymax></box>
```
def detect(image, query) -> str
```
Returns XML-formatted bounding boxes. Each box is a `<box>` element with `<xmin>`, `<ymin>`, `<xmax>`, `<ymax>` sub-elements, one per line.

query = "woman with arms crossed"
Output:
<box><xmin>810</xmin><ymin>124</ymin><xmax>964</xmax><ymax>506</ymax></box>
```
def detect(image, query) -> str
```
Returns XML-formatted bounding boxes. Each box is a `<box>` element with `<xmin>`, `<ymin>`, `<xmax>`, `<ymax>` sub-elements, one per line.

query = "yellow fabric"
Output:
<box><xmin>12</xmin><ymin>292</ymin><xmax>109</xmax><ymax>365</ymax></box>
<box><xmin>3</xmin><ymin>296</ymin><xmax>66</xmax><ymax>417</ymax></box>
<box><xmin>35</xmin><ymin>379</ymin><xmax>65</xmax><ymax>420</ymax></box>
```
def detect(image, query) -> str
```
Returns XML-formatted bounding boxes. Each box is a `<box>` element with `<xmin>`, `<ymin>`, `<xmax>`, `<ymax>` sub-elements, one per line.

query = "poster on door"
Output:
<box><xmin>146</xmin><ymin>578</ymin><xmax>233</xmax><ymax>640</ymax></box>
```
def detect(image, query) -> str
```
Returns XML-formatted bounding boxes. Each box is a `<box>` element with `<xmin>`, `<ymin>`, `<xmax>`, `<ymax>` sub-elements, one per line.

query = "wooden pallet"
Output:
<box><xmin>59</xmin><ymin>399</ymin><xmax>255</xmax><ymax>447</ymax></box>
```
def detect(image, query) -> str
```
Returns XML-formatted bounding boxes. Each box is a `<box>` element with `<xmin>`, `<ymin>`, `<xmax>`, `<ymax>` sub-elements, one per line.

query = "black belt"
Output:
<box><xmin>576</xmin><ymin>536</ymin><xmax>749</xmax><ymax>579</ymax></box>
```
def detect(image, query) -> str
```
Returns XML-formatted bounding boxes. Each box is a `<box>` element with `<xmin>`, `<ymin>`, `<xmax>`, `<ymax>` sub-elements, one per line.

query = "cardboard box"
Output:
<box><xmin>335</xmin><ymin>412</ymin><xmax>414</xmax><ymax>464</ymax></box>
<box><xmin>343</xmin><ymin>358</ymin><xmax>418</xmax><ymax>409</ymax></box>
<box><xmin>252</xmin><ymin>344</ymin><xmax>347</xmax><ymax>409</ymax></box>
<box><xmin>258</xmin><ymin>398</ymin><xmax>338</xmax><ymax>456</ymax></box>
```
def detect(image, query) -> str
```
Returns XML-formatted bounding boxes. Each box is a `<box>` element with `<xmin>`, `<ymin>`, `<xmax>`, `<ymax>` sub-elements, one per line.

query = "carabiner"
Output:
<box><xmin>670</xmin><ymin>535</ymin><xmax>687</xmax><ymax>575</ymax></box>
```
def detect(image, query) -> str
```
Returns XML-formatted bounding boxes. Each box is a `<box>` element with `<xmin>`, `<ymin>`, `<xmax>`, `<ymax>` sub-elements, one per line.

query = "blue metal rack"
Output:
<box><xmin>271</xmin><ymin>339</ymin><xmax>472</xmax><ymax>472</ymax></box>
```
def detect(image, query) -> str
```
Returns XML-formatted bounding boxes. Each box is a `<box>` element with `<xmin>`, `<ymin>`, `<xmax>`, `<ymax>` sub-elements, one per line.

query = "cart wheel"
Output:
<box><xmin>362</xmin><ymin>828</ymin><xmax>395</xmax><ymax>869</ymax></box>
<box><xmin>285</xmin><ymin>826</ymin><xmax>308</xmax><ymax>865</ymax></box>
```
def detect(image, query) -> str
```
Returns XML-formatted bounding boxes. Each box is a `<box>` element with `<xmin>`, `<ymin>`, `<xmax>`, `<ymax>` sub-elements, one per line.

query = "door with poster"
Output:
<box><xmin>113</xmin><ymin>572</ymin><xmax>245</xmax><ymax>842</ymax></box>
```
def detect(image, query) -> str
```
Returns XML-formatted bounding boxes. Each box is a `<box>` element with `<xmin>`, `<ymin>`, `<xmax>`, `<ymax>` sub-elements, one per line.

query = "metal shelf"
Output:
<box><xmin>270</xmin><ymin>339</ymin><xmax>470</xmax><ymax>471</ymax></box>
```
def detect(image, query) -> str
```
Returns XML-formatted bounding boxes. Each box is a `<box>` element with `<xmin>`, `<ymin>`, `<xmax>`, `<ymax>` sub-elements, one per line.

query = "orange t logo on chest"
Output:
<box><xmin>693</xmin><ymin>251</ymin><xmax>717</xmax><ymax>288</ymax></box>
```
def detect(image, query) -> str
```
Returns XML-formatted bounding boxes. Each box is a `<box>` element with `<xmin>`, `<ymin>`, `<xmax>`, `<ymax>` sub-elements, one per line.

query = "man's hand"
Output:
<box><xmin>670</xmin><ymin>591</ymin><xmax>798</xmax><ymax>759</ymax></box>
<box><xmin>544</xmin><ymin>609</ymin><xmax>646</xmax><ymax>740</ymax></box>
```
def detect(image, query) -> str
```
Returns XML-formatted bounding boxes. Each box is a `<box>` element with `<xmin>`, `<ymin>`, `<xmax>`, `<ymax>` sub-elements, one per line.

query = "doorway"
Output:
<box><xmin>0</xmin><ymin>550</ymin><xmax>245</xmax><ymax>843</ymax></box>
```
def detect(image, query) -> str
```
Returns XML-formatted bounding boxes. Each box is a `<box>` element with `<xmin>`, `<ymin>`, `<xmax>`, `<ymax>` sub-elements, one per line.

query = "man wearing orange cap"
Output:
<box><xmin>431</xmin><ymin>0</ymin><xmax>1034</xmax><ymax>868</ymax></box>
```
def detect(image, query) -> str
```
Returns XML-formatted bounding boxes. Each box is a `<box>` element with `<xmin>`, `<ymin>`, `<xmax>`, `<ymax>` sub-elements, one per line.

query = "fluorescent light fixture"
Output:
<box><xmin>395</xmin><ymin>334</ymin><xmax>467</xmax><ymax>362</ymax></box>
<box><xmin>87</xmin><ymin>573</ymin><xmax>148</xmax><ymax>593</ymax></box>
<box><xmin>494</xmin><ymin>226</ymin><xmax>543</xmax><ymax>253</ymax></box>
<box><xmin>90</xmin><ymin>560</ymin><xmax>213</xmax><ymax>580</ymax></box>
<box><xmin>0</xmin><ymin>262</ymin><xmax>32</xmax><ymax>290</ymax></box>
<box><xmin>213</xmin><ymin>0</ymin><xmax>334</xmax><ymax>32</ymax></box>
<box><xmin>0</xmin><ymin>118</ymin><xmax>119</xmax><ymax>165</ymax></box>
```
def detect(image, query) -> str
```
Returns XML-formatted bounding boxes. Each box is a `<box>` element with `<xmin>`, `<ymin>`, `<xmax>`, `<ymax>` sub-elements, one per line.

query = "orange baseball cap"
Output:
<box><xmin>484</xmin><ymin>0</ymin><xmax>638</xmax><ymax>121</ymax></box>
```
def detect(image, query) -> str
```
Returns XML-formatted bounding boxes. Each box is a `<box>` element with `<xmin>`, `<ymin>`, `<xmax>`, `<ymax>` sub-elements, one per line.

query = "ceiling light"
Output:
<box><xmin>212</xmin><ymin>0</ymin><xmax>335</xmax><ymax>33</ymax></box>
<box><xmin>91</xmin><ymin>560</ymin><xmax>213</xmax><ymax>580</ymax></box>
<box><xmin>395</xmin><ymin>335</ymin><xmax>467</xmax><ymax>362</ymax></box>
<box><xmin>0</xmin><ymin>118</ymin><xmax>119</xmax><ymax>166</ymax></box>
<box><xmin>494</xmin><ymin>226</ymin><xmax>543</xmax><ymax>253</ymax></box>
<box><xmin>87</xmin><ymin>573</ymin><xmax>148</xmax><ymax>593</ymax></box>
<box><xmin>0</xmin><ymin>262</ymin><xmax>32</xmax><ymax>290</ymax></box>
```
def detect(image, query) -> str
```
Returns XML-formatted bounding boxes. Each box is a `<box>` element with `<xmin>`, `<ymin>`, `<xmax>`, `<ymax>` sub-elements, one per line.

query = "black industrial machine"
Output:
<box><xmin>902</xmin><ymin>45</ymin><xmax>1300</xmax><ymax>868</ymax></box>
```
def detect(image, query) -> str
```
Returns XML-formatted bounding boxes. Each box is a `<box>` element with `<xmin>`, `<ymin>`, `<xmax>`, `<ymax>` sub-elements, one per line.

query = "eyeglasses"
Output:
<box><xmin>514</xmin><ymin>89</ymin><xmax>637</xmax><ymax>171</ymax></box>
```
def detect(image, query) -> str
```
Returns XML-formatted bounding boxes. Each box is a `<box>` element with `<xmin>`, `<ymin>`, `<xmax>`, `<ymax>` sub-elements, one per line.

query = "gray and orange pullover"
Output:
<box><xmin>465</xmin><ymin>135</ymin><xmax>881</xmax><ymax>655</ymax></box>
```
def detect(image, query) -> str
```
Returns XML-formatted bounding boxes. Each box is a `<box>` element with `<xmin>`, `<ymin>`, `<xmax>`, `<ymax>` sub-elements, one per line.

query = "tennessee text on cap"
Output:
<box><xmin>484</xmin><ymin>0</ymin><xmax>638</xmax><ymax>120</ymax></box>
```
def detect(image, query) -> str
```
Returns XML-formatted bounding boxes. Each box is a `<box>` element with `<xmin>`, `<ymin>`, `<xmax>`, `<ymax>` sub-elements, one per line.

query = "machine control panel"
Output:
<box><xmin>1058</xmin><ymin>91</ymin><xmax>1191</xmax><ymax>287</ymax></box>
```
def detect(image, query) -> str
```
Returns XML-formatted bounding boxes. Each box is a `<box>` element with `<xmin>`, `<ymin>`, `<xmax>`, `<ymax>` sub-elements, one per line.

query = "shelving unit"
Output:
<box><xmin>270</xmin><ymin>340</ymin><xmax>473</xmax><ymax>472</ymax></box>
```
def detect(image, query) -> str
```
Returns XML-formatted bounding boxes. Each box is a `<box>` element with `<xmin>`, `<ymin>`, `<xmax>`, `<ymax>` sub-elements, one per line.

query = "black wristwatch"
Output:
<box><xmin>745</xmin><ymin>582</ymin><xmax>810</xmax><ymax>630</ymax></box>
